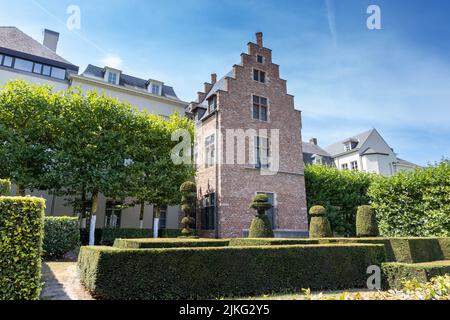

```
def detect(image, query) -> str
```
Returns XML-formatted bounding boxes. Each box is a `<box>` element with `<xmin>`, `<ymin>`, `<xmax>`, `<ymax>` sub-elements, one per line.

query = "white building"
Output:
<box><xmin>323</xmin><ymin>129</ymin><xmax>419</xmax><ymax>176</ymax></box>
<box><xmin>0</xmin><ymin>26</ymin><xmax>187</xmax><ymax>231</ymax></box>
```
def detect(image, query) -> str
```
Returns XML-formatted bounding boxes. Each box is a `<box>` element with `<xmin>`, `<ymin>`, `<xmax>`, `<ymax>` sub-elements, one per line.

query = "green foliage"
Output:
<box><xmin>80</xmin><ymin>228</ymin><xmax>103</xmax><ymax>246</ymax></box>
<box><xmin>305</xmin><ymin>164</ymin><xmax>374</xmax><ymax>236</ymax></box>
<box><xmin>0</xmin><ymin>179</ymin><xmax>10</xmax><ymax>195</ymax></box>
<box><xmin>326</xmin><ymin>237</ymin><xmax>450</xmax><ymax>263</ymax></box>
<box><xmin>180</xmin><ymin>181</ymin><xmax>196</xmax><ymax>193</ymax></box>
<box><xmin>228</xmin><ymin>238</ymin><xmax>319</xmax><ymax>246</ymax></box>
<box><xmin>180</xmin><ymin>181</ymin><xmax>196</xmax><ymax>236</ymax></box>
<box><xmin>0</xmin><ymin>197</ymin><xmax>45</xmax><ymax>300</ymax></box>
<box><xmin>114</xmin><ymin>238</ymin><xmax>229</xmax><ymax>249</ymax></box>
<box><xmin>356</xmin><ymin>205</ymin><xmax>379</xmax><ymax>237</ymax></box>
<box><xmin>309</xmin><ymin>206</ymin><xmax>333</xmax><ymax>238</ymax></box>
<box><xmin>43</xmin><ymin>217</ymin><xmax>80</xmax><ymax>260</ymax></box>
<box><xmin>100</xmin><ymin>228</ymin><xmax>153</xmax><ymax>246</ymax></box>
<box><xmin>78</xmin><ymin>243</ymin><xmax>386</xmax><ymax>300</ymax></box>
<box><xmin>369</xmin><ymin>160</ymin><xmax>450</xmax><ymax>237</ymax></box>
<box><xmin>249</xmin><ymin>215</ymin><xmax>274</xmax><ymax>238</ymax></box>
<box><xmin>250</xmin><ymin>194</ymin><xmax>273</xmax><ymax>215</ymax></box>
<box><xmin>382</xmin><ymin>261</ymin><xmax>450</xmax><ymax>290</ymax></box>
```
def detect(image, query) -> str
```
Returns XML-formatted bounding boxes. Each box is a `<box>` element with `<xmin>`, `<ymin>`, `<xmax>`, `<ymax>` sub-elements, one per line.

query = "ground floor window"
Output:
<box><xmin>201</xmin><ymin>193</ymin><xmax>215</xmax><ymax>230</ymax></box>
<box><xmin>257</xmin><ymin>192</ymin><xmax>276</xmax><ymax>228</ymax></box>
<box><xmin>104</xmin><ymin>200</ymin><xmax>122</xmax><ymax>228</ymax></box>
<box><xmin>159</xmin><ymin>205</ymin><xmax>168</xmax><ymax>229</ymax></box>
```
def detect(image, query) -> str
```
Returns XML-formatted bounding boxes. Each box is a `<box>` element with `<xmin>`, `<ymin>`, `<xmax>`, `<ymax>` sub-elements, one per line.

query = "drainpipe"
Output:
<box><xmin>215</xmin><ymin>108</ymin><xmax>220</xmax><ymax>239</ymax></box>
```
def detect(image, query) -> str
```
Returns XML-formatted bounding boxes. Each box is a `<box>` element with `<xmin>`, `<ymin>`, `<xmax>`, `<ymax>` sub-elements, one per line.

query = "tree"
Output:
<box><xmin>179</xmin><ymin>181</ymin><xmax>196</xmax><ymax>237</ymax></box>
<box><xmin>0</xmin><ymin>80</ymin><xmax>61</xmax><ymax>195</ymax></box>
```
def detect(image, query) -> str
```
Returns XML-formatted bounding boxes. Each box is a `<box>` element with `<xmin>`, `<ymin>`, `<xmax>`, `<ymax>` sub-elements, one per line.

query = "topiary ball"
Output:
<box><xmin>180</xmin><ymin>181</ymin><xmax>196</xmax><ymax>193</ymax></box>
<box><xmin>249</xmin><ymin>214</ymin><xmax>274</xmax><ymax>238</ymax></box>
<box><xmin>181</xmin><ymin>216</ymin><xmax>192</xmax><ymax>225</ymax></box>
<box><xmin>250</xmin><ymin>194</ymin><xmax>273</xmax><ymax>215</ymax></box>
<box><xmin>309</xmin><ymin>205</ymin><xmax>326</xmax><ymax>217</ymax></box>
<box><xmin>356</xmin><ymin>205</ymin><xmax>379</xmax><ymax>237</ymax></box>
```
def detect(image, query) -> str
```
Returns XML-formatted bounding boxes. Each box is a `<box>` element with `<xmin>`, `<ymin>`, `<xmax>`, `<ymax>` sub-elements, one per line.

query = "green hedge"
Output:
<box><xmin>101</xmin><ymin>228</ymin><xmax>153</xmax><ymax>246</ymax></box>
<box><xmin>0</xmin><ymin>197</ymin><xmax>45</xmax><ymax>300</ymax></box>
<box><xmin>114</xmin><ymin>238</ymin><xmax>229</xmax><ymax>249</ymax></box>
<box><xmin>43</xmin><ymin>217</ymin><xmax>80</xmax><ymax>260</ymax></box>
<box><xmin>0</xmin><ymin>179</ymin><xmax>11</xmax><ymax>196</ymax></box>
<box><xmin>324</xmin><ymin>237</ymin><xmax>450</xmax><ymax>263</ymax></box>
<box><xmin>78</xmin><ymin>243</ymin><xmax>386</xmax><ymax>300</ymax></box>
<box><xmin>382</xmin><ymin>260</ymin><xmax>450</xmax><ymax>289</ymax></box>
<box><xmin>229</xmin><ymin>238</ymin><xmax>319</xmax><ymax>246</ymax></box>
<box><xmin>369</xmin><ymin>160</ymin><xmax>450</xmax><ymax>237</ymax></box>
<box><xmin>305</xmin><ymin>164</ymin><xmax>374</xmax><ymax>236</ymax></box>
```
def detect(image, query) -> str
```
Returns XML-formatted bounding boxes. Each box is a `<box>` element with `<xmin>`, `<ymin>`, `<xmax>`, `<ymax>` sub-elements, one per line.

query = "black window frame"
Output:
<box><xmin>252</xmin><ymin>95</ymin><xmax>268</xmax><ymax>121</ymax></box>
<box><xmin>255</xmin><ymin>136</ymin><xmax>270</xmax><ymax>169</ymax></box>
<box><xmin>201</xmin><ymin>193</ymin><xmax>215</xmax><ymax>230</ymax></box>
<box><xmin>253</xmin><ymin>69</ymin><xmax>266</xmax><ymax>83</ymax></box>
<box><xmin>256</xmin><ymin>55</ymin><xmax>264</xmax><ymax>64</ymax></box>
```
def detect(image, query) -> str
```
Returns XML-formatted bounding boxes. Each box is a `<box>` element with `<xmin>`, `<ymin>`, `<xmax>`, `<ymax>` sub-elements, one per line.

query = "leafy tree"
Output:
<box><xmin>0</xmin><ymin>80</ymin><xmax>61</xmax><ymax>194</ymax></box>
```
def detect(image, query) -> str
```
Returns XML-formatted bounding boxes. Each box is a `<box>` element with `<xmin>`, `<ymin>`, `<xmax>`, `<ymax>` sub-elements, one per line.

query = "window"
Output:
<box><xmin>313</xmin><ymin>155</ymin><xmax>323</xmax><ymax>165</ymax></box>
<box><xmin>341</xmin><ymin>163</ymin><xmax>349</xmax><ymax>170</ymax></box>
<box><xmin>42</xmin><ymin>65</ymin><xmax>51</xmax><ymax>76</ymax></box>
<box><xmin>0</xmin><ymin>54</ymin><xmax>3</xmax><ymax>65</ymax></box>
<box><xmin>159</xmin><ymin>205</ymin><xmax>168</xmax><ymax>229</ymax></box>
<box><xmin>252</xmin><ymin>95</ymin><xmax>268</xmax><ymax>121</ymax></box>
<box><xmin>205</xmin><ymin>134</ymin><xmax>215</xmax><ymax>168</ymax></box>
<box><xmin>33</xmin><ymin>63</ymin><xmax>42</xmax><ymax>74</ymax></box>
<box><xmin>351</xmin><ymin>161</ymin><xmax>359</xmax><ymax>171</ymax></box>
<box><xmin>253</xmin><ymin>69</ymin><xmax>266</xmax><ymax>83</ymax></box>
<box><xmin>257</xmin><ymin>55</ymin><xmax>264</xmax><ymax>64</ymax></box>
<box><xmin>208</xmin><ymin>95</ymin><xmax>217</xmax><ymax>113</ymax></box>
<box><xmin>104</xmin><ymin>201</ymin><xmax>122</xmax><ymax>228</ymax></box>
<box><xmin>2</xmin><ymin>55</ymin><xmax>13</xmax><ymax>67</ymax></box>
<box><xmin>151</xmin><ymin>83</ymin><xmax>161</xmax><ymax>95</ymax></box>
<box><xmin>255</xmin><ymin>136</ymin><xmax>270</xmax><ymax>169</ymax></box>
<box><xmin>201</xmin><ymin>193</ymin><xmax>215</xmax><ymax>230</ymax></box>
<box><xmin>257</xmin><ymin>192</ymin><xmax>276</xmax><ymax>227</ymax></box>
<box><xmin>14</xmin><ymin>58</ymin><xmax>33</xmax><ymax>72</ymax></box>
<box><xmin>107</xmin><ymin>72</ymin><xmax>117</xmax><ymax>84</ymax></box>
<box><xmin>51</xmin><ymin>67</ymin><xmax>66</xmax><ymax>80</ymax></box>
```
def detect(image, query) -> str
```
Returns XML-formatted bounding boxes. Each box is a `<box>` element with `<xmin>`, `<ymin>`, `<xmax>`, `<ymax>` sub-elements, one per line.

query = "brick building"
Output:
<box><xmin>188</xmin><ymin>33</ymin><xmax>308</xmax><ymax>238</ymax></box>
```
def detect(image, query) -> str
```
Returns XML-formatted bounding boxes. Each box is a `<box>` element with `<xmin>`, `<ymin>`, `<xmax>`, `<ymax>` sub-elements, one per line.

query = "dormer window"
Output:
<box><xmin>148</xmin><ymin>80</ymin><xmax>163</xmax><ymax>95</ymax></box>
<box><xmin>151</xmin><ymin>83</ymin><xmax>161</xmax><ymax>95</ymax></box>
<box><xmin>344</xmin><ymin>140</ymin><xmax>358</xmax><ymax>152</ymax></box>
<box><xmin>108</xmin><ymin>72</ymin><xmax>117</xmax><ymax>84</ymax></box>
<box><xmin>208</xmin><ymin>95</ymin><xmax>217</xmax><ymax>113</ymax></box>
<box><xmin>103</xmin><ymin>67</ymin><xmax>121</xmax><ymax>85</ymax></box>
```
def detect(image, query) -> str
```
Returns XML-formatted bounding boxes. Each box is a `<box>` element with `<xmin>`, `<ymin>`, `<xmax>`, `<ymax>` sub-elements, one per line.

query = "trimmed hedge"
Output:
<box><xmin>229</xmin><ymin>238</ymin><xmax>319</xmax><ymax>246</ymax></box>
<box><xmin>325</xmin><ymin>237</ymin><xmax>450</xmax><ymax>263</ymax></box>
<box><xmin>78</xmin><ymin>243</ymin><xmax>386</xmax><ymax>300</ymax></box>
<box><xmin>114</xmin><ymin>238</ymin><xmax>229</xmax><ymax>249</ymax></box>
<box><xmin>101</xmin><ymin>228</ymin><xmax>153</xmax><ymax>246</ymax></box>
<box><xmin>382</xmin><ymin>260</ymin><xmax>450</xmax><ymax>289</ymax></box>
<box><xmin>0</xmin><ymin>197</ymin><xmax>45</xmax><ymax>300</ymax></box>
<box><xmin>43</xmin><ymin>217</ymin><xmax>80</xmax><ymax>260</ymax></box>
<box><xmin>0</xmin><ymin>179</ymin><xmax>11</xmax><ymax>196</ymax></box>
<box><xmin>356</xmin><ymin>205</ymin><xmax>379</xmax><ymax>237</ymax></box>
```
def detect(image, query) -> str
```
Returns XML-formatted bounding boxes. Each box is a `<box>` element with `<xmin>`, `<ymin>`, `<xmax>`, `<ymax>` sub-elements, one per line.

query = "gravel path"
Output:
<box><xmin>40</xmin><ymin>262</ymin><xmax>93</xmax><ymax>300</ymax></box>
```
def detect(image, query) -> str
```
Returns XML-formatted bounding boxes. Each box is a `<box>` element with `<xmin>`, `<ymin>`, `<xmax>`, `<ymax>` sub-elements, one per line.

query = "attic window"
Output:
<box><xmin>257</xmin><ymin>55</ymin><xmax>264</xmax><ymax>64</ymax></box>
<box><xmin>108</xmin><ymin>72</ymin><xmax>118</xmax><ymax>84</ymax></box>
<box><xmin>344</xmin><ymin>141</ymin><xmax>358</xmax><ymax>152</ymax></box>
<box><xmin>208</xmin><ymin>95</ymin><xmax>217</xmax><ymax>112</ymax></box>
<box><xmin>253</xmin><ymin>69</ymin><xmax>266</xmax><ymax>83</ymax></box>
<box><xmin>151</xmin><ymin>83</ymin><xmax>161</xmax><ymax>95</ymax></box>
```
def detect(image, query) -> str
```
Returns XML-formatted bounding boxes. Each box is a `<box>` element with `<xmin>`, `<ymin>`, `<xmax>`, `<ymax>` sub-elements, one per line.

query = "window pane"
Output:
<box><xmin>14</xmin><ymin>58</ymin><xmax>33</xmax><ymax>72</ymax></box>
<box><xmin>260</xmin><ymin>106</ymin><xmax>267</xmax><ymax>121</ymax></box>
<box><xmin>33</xmin><ymin>63</ymin><xmax>42</xmax><ymax>74</ymax></box>
<box><xmin>253</xmin><ymin>69</ymin><xmax>259</xmax><ymax>81</ymax></box>
<box><xmin>3</xmin><ymin>56</ymin><xmax>13</xmax><ymax>67</ymax></box>
<box><xmin>253</xmin><ymin>95</ymin><xmax>259</xmax><ymax>104</ymax></box>
<box><xmin>0</xmin><ymin>54</ymin><xmax>3</xmax><ymax>65</ymax></box>
<box><xmin>261</xmin><ymin>97</ymin><xmax>267</xmax><ymax>106</ymax></box>
<box><xmin>260</xmin><ymin>71</ymin><xmax>265</xmax><ymax>83</ymax></box>
<box><xmin>51</xmin><ymin>67</ymin><xmax>66</xmax><ymax>79</ymax></box>
<box><xmin>253</xmin><ymin>105</ymin><xmax>260</xmax><ymax>119</ymax></box>
<box><xmin>42</xmin><ymin>65</ymin><xmax>51</xmax><ymax>76</ymax></box>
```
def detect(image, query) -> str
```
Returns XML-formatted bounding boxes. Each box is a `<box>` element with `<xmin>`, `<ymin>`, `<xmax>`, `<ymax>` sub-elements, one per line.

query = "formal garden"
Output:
<box><xmin>0</xmin><ymin>81</ymin><xmax>449</xmax><ymax>300</ymax></box>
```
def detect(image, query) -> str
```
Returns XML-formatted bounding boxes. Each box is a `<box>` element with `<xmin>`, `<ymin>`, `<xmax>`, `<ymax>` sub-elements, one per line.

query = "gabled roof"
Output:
<box><xmin>396</xmin><ymin>158</ymin><xmax>419</xmax><ymax>168</ymax></box>
<box><xmin>0</xmin><ymin>26</ymin><xmax>77</xmax><ymax>70</ymax></box>
<box><xmin>81</xmin><ymin>64</ymin><xmax>180</xmax><ymax>100</ymax></box>
<box><xmin>302</xmin><ymin>142</ymin><xmax>331</xmax><ymax>157</ymax></box>
<box><xmin>361</xmin><ymin>147</ymin><xmax>389</xmax><ymax>156</ymax></box>
<box><xmin>324</xmin><ymin>129</ymin><xmax>375</xmax><ymax>156</ymax></box>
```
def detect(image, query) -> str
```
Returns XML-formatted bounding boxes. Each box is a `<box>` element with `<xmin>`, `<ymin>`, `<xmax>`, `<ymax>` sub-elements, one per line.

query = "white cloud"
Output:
<box><xmin>99</xmin><ymin>54</ymin><xmax>123</xmax><ymax>69</ymax></box>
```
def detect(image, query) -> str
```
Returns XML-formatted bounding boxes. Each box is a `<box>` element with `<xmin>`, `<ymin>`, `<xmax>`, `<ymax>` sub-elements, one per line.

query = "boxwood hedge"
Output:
<box><xmin>382</xmin><ymin>260</ymin><xmax>450</xmax><ymax>289</ymax></box>
<box><xmin>0</xmin><ymin>197</ymin><xmax>45</xmax><ymax>300</ymax></box>
<box><xmin>78</xmin><ymin>243</ymin><xmax>386</xmax><ymax>300</ymax></box>
<box><xmin>43</xmin><ymin>217</ymin><xmax>80</xmax><ymax>260</ymax></box>
<box><xmin>114</xmin><ymin>238</ymin><xmax>230</xmax><ymax>249</ymax></box>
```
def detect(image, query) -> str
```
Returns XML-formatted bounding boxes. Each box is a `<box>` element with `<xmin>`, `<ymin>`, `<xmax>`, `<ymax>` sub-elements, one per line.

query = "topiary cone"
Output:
<box><xmin>248</xmin><ymin>194</ymin><xmax>274</xmax><ymax>238</ymax></box>
<box><xmin>356</xmin><ymin>205</ymin><xmax>379</xmax><ymax>237</ymax></box>
<box><xmin>309</xmin><ymin>205</ymin><xmax>333</xmax><ymax>238</ymax></box>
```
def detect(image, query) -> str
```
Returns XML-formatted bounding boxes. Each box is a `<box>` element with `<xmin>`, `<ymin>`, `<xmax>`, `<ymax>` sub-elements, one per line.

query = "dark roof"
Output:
<box><xmin>82</xmin><ymin>64</ymin><xmax>179</xmax><ymax>100</ymax></box>
<box><xmin>0</xmin><ymin>26</ymin><xmax>78</xmax><ymax>71</ymax></box>
<box><xmin>396</xmin><ymin>158</ymin><xmax>419</xmax><ymax>167</ymax></box>
<box><xmin>302</xmin><ymin>142</ymin><xmax>331</xmax><ymax>157</ymax></box>
<box><xmin>325</xmin><ymin>129</ymin><xmax>375</xmax><ymax>156</ymax></box>
<box><xmin>361</xmin><ymin>147</ymin><xmax>389</xmax><ymax>156</ymax></box>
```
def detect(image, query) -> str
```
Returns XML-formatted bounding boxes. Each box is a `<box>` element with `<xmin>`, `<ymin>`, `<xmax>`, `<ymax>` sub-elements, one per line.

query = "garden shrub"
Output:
<box><xmin>305</xmin><ymin>164</ymin><xmax>374</xmax><ymax>236</ymax></box>
<box><xmin>43</xmin><ymin>217</ymin><xmax>80</xmax><ymax>260</ymax></box>
<box><xmin>356</xmin><ymin>205</ymin><xmax>379</xmax><ymax>237</ymax></box>
<box><xmin>0</xmin><ymin>197</ymin><xmax>45</xmax><ymax>300</ymax></box>
<box><xmin>0</xmin><ymin>179</ymin><xmax>11</xmax><ymax>196</ymax></box>
<box><xmin>114</xmin><ymin>238</ymin><xmax>229</xmax><ymax>249</ymax></box>
<box><xmin>100</xmin><ymin>228</ymin><xmax>153</xmax><ymax>246</ymax></box>
<box><xmin>229</xmin><ymin>238</ymin><xmax>319</xmax><ymax>246</ymax></box>
<box><xmin>309</xmin><ymin>206</ymin><xmax>333</xmax><ymax>238</ymax></box>
<box><xmin>78</xmin><ymin>243</ymin><xmax>386</xmax><ymax>300</ymax></box>
<box><xmin>369</xmin><ymin>160</ymin><xmax>450</xmax><ymax>237</ymax></box>
<box><xmin>382</xmin><ymin>260</ymin><xmax>450</xmax><ymax>289</ymax></box>
<box><xmin>248</xmin><ymin>194</ymin><xmax>274</xmax><ymax>238</ymax></box>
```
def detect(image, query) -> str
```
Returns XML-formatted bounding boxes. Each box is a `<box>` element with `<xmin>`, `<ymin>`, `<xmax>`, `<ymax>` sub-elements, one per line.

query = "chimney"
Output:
<box><xmin>211</xmin><ymin>73</ymin><xmax>217</xmax><ymax>85</ymax></box>
<box><xmin>309</xmin><ymin>138</ymin><xmax>318</xmax><ymax>146</ymax></box>
<box><xmin>256</xmin><ymin>32</ymin><xmax>263</xmax><ymax>47</ymax></box>
<box><xmin>43</xmin><ymin>29</ymin><xmax>60</xmax><ymax>52</ymax></box>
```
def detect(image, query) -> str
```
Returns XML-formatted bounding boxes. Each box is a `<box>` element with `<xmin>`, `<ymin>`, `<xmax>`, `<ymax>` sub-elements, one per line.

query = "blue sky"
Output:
<box><xmin>1</xmin><ymin>0</ymin><xmax>450</xmax><ymax>165</ymax></box>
